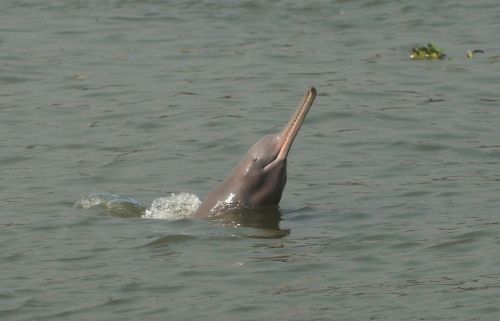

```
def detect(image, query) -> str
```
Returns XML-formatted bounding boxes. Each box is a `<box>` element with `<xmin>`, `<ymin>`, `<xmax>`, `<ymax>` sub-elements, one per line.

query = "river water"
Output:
<box><xmin>2</xmin><ymin>0</ymin><xmax>500</xmax><ymax>320</ymax></box>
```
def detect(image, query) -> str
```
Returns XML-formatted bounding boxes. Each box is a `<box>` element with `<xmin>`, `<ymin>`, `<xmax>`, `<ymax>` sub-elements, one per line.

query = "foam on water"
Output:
<box><xmin>142</xmin><ymin>193</ymin><xmax>201</xmax><ymax>220</ymax></box>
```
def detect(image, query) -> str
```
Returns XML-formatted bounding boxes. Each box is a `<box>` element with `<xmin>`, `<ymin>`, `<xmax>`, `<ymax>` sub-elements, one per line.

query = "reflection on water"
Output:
<box><xmin>209</xmin><ymin>207</ymin><xmax>290</xmax><ymax>238</ymax></box>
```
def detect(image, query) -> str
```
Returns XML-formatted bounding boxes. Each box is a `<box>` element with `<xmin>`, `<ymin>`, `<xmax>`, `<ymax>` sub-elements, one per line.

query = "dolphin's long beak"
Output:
<box><xmin>276</xmin><ymin>87</ymin><xmax>317</xmax><ymax>161</ymax></box>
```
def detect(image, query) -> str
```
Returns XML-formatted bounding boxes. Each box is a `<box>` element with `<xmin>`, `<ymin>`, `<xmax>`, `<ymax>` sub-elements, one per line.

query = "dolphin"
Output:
<box><xmin>195</xmin><ymin>87</ymin><xmax>317</xmax><ymax>219</ymax></box>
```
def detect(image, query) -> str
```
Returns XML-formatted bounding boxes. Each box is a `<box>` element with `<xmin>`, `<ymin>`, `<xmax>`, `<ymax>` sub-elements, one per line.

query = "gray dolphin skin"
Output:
<box><xmin>195</xmin><ymin>87</ymin><xmax>317</xmax><ymax>219</ymax></box>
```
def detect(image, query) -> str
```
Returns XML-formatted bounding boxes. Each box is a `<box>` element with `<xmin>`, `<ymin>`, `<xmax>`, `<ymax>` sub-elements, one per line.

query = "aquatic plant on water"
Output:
<box><xmin>410</xmin><ymin>43</ymin><xmax>446</xmax><ymax>60</ymax></box>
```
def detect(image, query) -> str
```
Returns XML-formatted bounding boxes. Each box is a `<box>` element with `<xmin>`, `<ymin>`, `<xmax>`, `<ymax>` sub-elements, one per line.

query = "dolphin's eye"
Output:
<box><xmin>253</xmin><ymin>157</ymin><xmax>258</xmax><ymax>162</ymax></box>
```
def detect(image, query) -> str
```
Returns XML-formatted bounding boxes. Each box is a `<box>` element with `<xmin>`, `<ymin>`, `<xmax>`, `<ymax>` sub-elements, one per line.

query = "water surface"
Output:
<box><xmin>2</xmin><ymin>0</ymin><xmax>500</xmax><ymax>320</ymax></box>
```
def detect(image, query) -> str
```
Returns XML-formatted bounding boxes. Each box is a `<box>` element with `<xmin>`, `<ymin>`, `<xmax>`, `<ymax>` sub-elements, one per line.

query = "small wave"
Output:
<box><xmin>74</xmin><ymin>193</ymin><xmax>145</xmax><ymax>217</ymax></box>
<box><xmin>142</xmin><ymin>193</ymin><xmax>201</xmax><ymax>220</ymax></box>
<box><xmin>74</xmin><ymin>192</ymin><xmax>123</xmax><ymax>209</ymax></box>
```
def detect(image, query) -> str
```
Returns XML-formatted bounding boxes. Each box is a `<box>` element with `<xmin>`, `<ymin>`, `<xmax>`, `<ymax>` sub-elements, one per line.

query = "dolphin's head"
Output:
<box><xmin>238</xmin><ymin>134</ymin><xmax>288</xmax><ymax>207</ymax></box>
<box><xmin>236</xmin><ymin>87</ymin><xmax>317</xmax><ymax>208</ymax></box>
<box><xmin>195</xmin><ymin>87</ymin><xmax>316</xmax><ymax>218</ymax></box>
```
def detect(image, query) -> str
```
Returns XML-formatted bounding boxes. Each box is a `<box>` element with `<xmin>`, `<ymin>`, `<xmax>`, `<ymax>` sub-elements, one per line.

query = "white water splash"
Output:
<box><xmin>142</xmin><ymin>192</ymin><xmax>201</xmax><ymax>220</ymax></box>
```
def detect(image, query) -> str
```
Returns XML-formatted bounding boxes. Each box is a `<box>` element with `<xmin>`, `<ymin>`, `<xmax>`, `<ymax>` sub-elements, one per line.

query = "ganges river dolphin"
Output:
<box><xmin>195</xmin><ymin>87</ymin><xmax>317</xmax><ymax>219</ymax></box>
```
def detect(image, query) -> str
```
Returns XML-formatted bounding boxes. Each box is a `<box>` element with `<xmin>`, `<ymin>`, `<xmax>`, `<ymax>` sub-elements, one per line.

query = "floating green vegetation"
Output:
<box><xmin>410</xmin><ymin>43</ymin><xmax>446</xmax><ymax>60</ymax></box>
